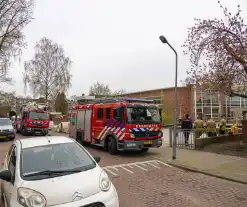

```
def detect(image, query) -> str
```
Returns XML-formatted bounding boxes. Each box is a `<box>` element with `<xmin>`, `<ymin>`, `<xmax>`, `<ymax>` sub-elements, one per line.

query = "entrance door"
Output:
<box><xmin>69</xmin><ymin>110</ymin><xmax>77</xmax><ymax>139</ymax></box>
<box><xmin>84</xmin><ymin>109</ymin><xmax>92</xmax><ymax>142</ymax></box>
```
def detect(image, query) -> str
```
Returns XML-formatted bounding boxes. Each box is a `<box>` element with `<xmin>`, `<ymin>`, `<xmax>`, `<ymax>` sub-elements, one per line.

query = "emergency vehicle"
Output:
<box><xmin>18</xmin><ymin>102</ymin><xmax>50</xmax><ymax>136</ymax></box>
<box><xmin>69</xmin><ymin>97</ymin><xmax>163</xmax><ymax>154</ymax></box>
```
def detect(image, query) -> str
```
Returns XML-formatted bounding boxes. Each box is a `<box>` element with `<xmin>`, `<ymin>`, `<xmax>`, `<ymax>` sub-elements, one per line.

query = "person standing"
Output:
<box><xmin>219</xmin><ymin>116</ymin><xmax>226</xmax><ymax>135</ymax></box>
<box><xmin>181</xmin><ymin>114</ymin><xmax>192</xmax><ymax>145</ymax></box>
<box><xmin>206</xmin><ymin>116</ymin><xmax>216</xmax><ymax>137</ymax></box>
<box><xmin>194</xmin><ymin>115</ymin><xmax>204</xmax><ymax>138</ymax></box>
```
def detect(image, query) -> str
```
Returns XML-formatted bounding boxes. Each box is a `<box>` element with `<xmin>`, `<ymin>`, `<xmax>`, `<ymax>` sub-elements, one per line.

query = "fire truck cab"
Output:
<box><xmin>69</xmin><ymin>97</ymin><xmax>163</xmax><ymax>154</ymax></box>
<box><xmin>19</xmin><ymin>102</ymin><xmax>50</xmax><ymax>136</ymax></box>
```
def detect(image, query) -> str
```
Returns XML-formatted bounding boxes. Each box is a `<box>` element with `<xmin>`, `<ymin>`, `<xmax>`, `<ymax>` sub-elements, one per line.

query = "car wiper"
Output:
<box><xmin>23</xmin><ymin>169</ymin><xmax>82</xmax><ymax>177</ymax></box>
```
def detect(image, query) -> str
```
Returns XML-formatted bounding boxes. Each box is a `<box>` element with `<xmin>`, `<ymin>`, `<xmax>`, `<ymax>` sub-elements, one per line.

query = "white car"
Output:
<box><xmin>0</xmin><ymin>136</ymin><xmax>119</xmax><ymax>207</ymax></box>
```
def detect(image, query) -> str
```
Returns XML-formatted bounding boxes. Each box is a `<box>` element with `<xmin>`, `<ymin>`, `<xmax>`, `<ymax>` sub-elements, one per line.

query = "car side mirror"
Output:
<box><xmin>0</xmin><ymin>170</ymin><xmax>11</xmax><ymax>182</ymax></box>
<box><xmin>93</xmin><ymin>156</ymin><xmax>101</xmax><ymax>163</ymax></box>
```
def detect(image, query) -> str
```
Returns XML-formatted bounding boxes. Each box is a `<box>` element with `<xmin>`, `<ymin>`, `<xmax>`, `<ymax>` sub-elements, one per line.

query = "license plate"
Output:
<box><xmin>144</xmin><ymin>141</ymin><xmax>152</xmax><ymax>145</ymax></box>
<box><xmin>0</xmin><ymin>136</ymin><xmax>6</xmax><ymax>139</ymax></box>
<box><xmin>35</xmin><ymin>132</ymin><xmax>41</xmax><ymax>134</ymax></box>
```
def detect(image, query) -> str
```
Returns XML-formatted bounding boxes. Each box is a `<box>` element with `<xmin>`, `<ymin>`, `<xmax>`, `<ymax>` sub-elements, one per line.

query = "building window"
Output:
<box><xmin>106</xmin><ymin>108</ymin><xmax>111</xmax><ymax>119</ymax></box>
<box><xmin>97</xmin><ymin>108</ymin><xmax>103</xmax><ymax>119</ymax></box>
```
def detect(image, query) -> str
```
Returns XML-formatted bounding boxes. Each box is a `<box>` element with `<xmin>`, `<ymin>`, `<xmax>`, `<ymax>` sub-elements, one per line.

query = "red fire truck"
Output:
<box><xmin>18</xmin><ymin>102</ymin><xmax>50</xmax><ymax>136</ymax></box>
<box><xmin>69</xmin><ymin>97</ymin><xmax>163</xmax><ymax>154</ymax></box>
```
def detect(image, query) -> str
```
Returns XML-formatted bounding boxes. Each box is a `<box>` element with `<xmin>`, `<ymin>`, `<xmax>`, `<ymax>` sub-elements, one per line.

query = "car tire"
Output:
<box><xmin>9</xmin><ymin>136</ymin><xmax>15</xmax><ymax>141</ymax></box>
<box><xmin>108</xmin><ymin>137</ymin><xmax>118</xmax><ymax>155</ymax></box>
<box><xmin>21</xmin><ymin>127</ymin><xmax>27</xmax><ymax>136</ymax></box>
<box><xmin>141</xmin><ymin>148</ymin><xmax>149</xmax><ymax>153</ymax></box>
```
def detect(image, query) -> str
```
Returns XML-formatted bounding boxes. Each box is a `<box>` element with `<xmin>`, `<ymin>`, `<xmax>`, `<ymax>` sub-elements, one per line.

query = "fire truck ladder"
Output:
<box><xmin>78</xmin><ymin>97</ymin><xmax>154</xmax><ymax>104</ymax></box>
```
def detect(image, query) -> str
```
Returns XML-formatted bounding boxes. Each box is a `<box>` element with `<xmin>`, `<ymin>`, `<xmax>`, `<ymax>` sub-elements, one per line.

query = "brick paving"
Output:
<box><xmin>106</xmin><ymin>161</ymin><xmax>247</xmax><ymax>207</ymax></box>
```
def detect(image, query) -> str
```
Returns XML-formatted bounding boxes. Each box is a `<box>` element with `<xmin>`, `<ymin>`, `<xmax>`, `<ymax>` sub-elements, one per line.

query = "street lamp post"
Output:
<box><xmin>159</xmin><ymin>35</ymin><xmax>178</xmax><ymax>160</ymax></box>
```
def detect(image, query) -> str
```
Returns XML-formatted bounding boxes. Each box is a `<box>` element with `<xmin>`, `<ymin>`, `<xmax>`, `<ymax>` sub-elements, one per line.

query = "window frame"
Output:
<box><xmin>106</xmin><ymin>108</ymin><xmax>111</xmax><ymax>120</ymax></box>
<box><xmin>97</xmin><ymin>108</ymin><xmax>104</xmax><ymax>119</ymax></box>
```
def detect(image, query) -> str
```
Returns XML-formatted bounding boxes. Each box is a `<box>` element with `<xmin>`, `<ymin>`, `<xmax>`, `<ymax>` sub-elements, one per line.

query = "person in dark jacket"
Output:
<box><xmin>181</xmin><ymin>114</ymin><xmax>192</xmax><ymax>145</ymax></box>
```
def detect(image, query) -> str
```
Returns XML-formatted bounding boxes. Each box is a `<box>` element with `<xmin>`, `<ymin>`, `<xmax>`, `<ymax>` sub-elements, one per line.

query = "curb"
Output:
<box><xmin>166</xmin><ymin>162</ymin><xmax>247</xmax><ymax>185</ymax></box>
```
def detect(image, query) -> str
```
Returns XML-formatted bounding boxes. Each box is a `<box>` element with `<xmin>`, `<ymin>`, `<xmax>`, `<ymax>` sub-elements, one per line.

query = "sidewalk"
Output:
<box><xmin>151</xmin><ymin>147</ymin><xmax>247</xmax><ymax>184</ymax></box>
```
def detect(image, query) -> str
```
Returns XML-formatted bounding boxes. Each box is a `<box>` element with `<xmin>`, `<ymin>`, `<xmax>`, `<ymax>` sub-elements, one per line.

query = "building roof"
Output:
<box><xmin>115</xmin><ymin>86</ymin><xmax>189</xmax><ymax>96</ymax></box>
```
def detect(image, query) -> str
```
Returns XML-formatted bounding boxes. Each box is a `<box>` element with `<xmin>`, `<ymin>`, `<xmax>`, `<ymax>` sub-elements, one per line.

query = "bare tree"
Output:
<box><xmin>112</xmin><ymin>89</ymin><xmax>126</xmax><ymax>96</ymax></box>
<box><xmin>0</xmin><ymin>0</ymin><xmax>34</xmax><ymax>83</ymax></box>
<box><xmin>89</xmin><ymin>82</ymin><xmax>112</xmax><ymax>96</ymax></box>
<box><xmin>23</xmin><ymin>37</ymin><xmax>72</xmax><ymax>101</ymax></box>
<box><xmin>182</xmin><ymin>1</ymin><xmax>247</xmax><ymax>96</ymax></box>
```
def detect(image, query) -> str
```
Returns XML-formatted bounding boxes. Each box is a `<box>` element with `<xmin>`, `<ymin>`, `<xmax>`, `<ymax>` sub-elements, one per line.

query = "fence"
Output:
<box><xmin>169</xmin><ymin>128</ymin><xmax>196</xmax><ymax>149</ymax></box>
<box><xmin>169</xmin><ymin>127</ymin><xmax>241</xmax><ymax>149</ymax></box>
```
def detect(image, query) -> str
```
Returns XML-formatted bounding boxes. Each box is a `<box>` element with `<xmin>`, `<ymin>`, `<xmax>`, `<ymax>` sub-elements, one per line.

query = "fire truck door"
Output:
<box><xmin>84</xmin><ymin>109</ymin><xmax>92</xmax><ymax>142</ymax></box>
<box><xmin>76</xmin><ymin>110</ymin><xmax>85</xmax><ymax>136</ymax></box>
<box><xmin>69</xmin><ymin>110</ymin><xmax>77</xmax><ymax>139</ymax></box>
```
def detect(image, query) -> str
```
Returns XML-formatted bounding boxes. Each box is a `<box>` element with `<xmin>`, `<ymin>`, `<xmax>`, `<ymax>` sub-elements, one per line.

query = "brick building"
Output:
<box><xmin>116</xmin><ymin>85</ymin><xmax>247</xmax><ymax>124</ymax></box>
<box><xmin>116</xmin><ymin>86</ymin><xmax>193</xmax><ymax>124</ymax></box>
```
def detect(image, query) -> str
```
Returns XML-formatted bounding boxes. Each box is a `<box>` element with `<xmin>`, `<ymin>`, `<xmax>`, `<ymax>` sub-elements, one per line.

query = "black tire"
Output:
<box><xmin>21</xmin><ymin>127</ymin><xmax>26</xmax><ymax>136</ymax></box>
<box><xmin>141</xmin><ymin>148</ymin><xmax>149</xmax><ymax>153</ymax></box>
<box><xmin>108</xmin><ymin>137</ymin><xmax>118</xmax><ymax>155</ymax></box>
<box><xmin>9</xmin><ymin>136</ymin><xmax>15</xmax><ymax>141</ymax></box>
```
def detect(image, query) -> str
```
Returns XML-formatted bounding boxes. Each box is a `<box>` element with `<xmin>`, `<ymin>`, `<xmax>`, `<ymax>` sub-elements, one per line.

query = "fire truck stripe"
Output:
<box><xmin>140</xmin><ymin>128</ymin><xmax>146</xmax><ymax>132</ymax></box>
<box><xmin>100</xmin><ymin>126</ymin><xmax>111</xmax><ymax>140</ymax></box>
<box><xmin>149</xmin><ymin>128</ymin><xmax>154</xmax><ymax>131</ymax></box>
<box><xmin>97</xmin><ymin>126</ymin><xmax>108</xmax><ymax>139</ymax></box>
<box><xmin>104</xmin><ymin>120</ymin><xmax>110</xmax><ymax>127</ymax></box>
<box><xmin>119</xmin><ymin>133</ymin><xmax>125</xmax><ymax>140</ymax></box>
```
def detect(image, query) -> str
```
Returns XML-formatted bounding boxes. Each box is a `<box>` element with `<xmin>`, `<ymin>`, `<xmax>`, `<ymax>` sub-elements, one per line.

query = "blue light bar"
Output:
<box><xmin>119</xmin><ymin>97</ymin><xmax>154</xmax><ymax>103</ymax></box>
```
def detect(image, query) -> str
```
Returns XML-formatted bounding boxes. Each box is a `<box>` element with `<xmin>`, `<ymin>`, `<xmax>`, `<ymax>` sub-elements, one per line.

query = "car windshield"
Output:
<box><xmin>29</xmin><ymin>112</ymin><xmax>48</xmax><ymax>120</ymax></box>
<box><xmin>127</xmin><ymin>107</ymin><xmax>161</xmax><ymax>124</ymax></box>
<box><xmin>21</xmin><ymin>142</ymin><xmax>96</xmax><ymax>180</ymax></box>
<box><xmin>0</xmin><ymin>119</ymin><xmax>12</xmax><ymax>126</ymax></box>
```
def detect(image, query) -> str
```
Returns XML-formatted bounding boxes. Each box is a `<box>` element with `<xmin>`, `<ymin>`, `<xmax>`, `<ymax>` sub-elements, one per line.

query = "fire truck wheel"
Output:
<box><xmin>141</xmin><ymin>148</ymin><xmax>149</xmax><ymax>153</ymax></box>
<box><xmin>108</xmin><ymin>137</ymin><xmax>118</xmax><ymax>155</ymax></box>
<box><xmin>21</xmin><ymin>128</ymin><xmax>26</xmax><ymax>136</ymax></box>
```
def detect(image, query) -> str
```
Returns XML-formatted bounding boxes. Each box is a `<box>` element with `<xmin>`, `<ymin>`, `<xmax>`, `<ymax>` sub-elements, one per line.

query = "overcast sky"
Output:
<box><xmin>2</xmin><ymin>0</ymin><xmax>247</xmax><ymax>97</ymax></box>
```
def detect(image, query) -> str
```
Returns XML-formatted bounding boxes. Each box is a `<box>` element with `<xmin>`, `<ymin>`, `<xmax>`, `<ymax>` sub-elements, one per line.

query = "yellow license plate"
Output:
<box><xmin>35</xmin><ymin>132</ymin><xmax>41</xmax><ymax>134</ymax></box>
<box><xmin>0</xmin><ymin>136</ymin><xmax>6</xmax><ymax>139</ymax></box>
<box><xmin>144</xmin><ymin>141</ymin><xmax>152</xmax><ymax>145</ymax></box>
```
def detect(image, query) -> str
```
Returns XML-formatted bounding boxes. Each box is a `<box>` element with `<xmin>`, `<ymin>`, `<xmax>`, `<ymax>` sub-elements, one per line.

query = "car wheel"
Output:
<box><xmin>9</xmin><ymin>136</ymin><xmax>15</xmax><ymax>141</ymax></box>
<box><xmin>141</xmin><ymin>148</ymin><xmax>149</xmax><ymax>153</ymax></box>
<box><xmin>108</xmin><ymin>137</ymin><xmax>117</xmax><ymax>155</ymax></box>
<box><xmin>21</xmin><ymin>127</ymin><xmax>26</xmax><ymax>136</ymax></box>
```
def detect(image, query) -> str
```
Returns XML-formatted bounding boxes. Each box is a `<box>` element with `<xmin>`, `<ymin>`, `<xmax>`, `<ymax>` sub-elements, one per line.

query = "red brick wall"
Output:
<box><xmin>117</xmin><ymin>86</ymin><xmax>193</xmax><ymax>122</ymax></box>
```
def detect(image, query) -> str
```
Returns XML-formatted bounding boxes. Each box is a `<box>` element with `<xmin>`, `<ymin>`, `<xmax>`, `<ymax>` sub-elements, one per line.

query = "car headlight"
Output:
<box><xmin>17</xmin><ymin>187</ymin><xmax>46</xmax><ymax>207</ymax></box>
<box><xmin>158</xmin><ymin>131</ymin><xmax>163</xmax><ymax>137</ymax></box>
<box><xmin>130</xmin><ymin>133</ymin><xmax>135</xmax><ymax>138</ymax></box>
<box><xmin>99</xmin><ymin>170</ymin><xmax>111</xmax><ymax>192</ymax></box>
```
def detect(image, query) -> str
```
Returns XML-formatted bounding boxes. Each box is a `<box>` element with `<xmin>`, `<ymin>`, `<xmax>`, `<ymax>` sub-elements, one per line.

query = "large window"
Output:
<box><xmin>97</xmin><ymin>108</ymin><xmax>103</xmax><ymax>119</ymax></box>
<box><xmin>21</xmin><ymin>143</ymin><xmax>96</xmax><ymax>180</ymax></box>
<box><xmin>29</xmin><ymin>112</ymin><xmax>49</xmax><ymax>120</ymax></box>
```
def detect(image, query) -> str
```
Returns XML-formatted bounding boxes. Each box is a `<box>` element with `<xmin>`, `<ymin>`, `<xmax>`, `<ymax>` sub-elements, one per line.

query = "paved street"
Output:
<box><xmin>0</xmin><ymin>133</ymin><xmax>247</xmax><ymax>207</ymax></box>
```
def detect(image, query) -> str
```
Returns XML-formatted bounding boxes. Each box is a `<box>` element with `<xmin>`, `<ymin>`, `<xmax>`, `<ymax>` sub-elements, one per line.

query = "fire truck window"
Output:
<box><xmin>106</xmin><ymin>108</ymin><xmax>111</xmax><ymax>120</ymax></box>
<box><xmin>113</xmin><ymin>108</ymin><xmax>119</xmax><ymax>120</ymax></box>
<box><xmin>114</xmin><ymin>107</ymin><xmax>124</xmax><ymax>122</ymax></box>
<box><xmin>97</xmin><ymin>108</ymin><xmax>104</xmax><ymax>119</ymax></box>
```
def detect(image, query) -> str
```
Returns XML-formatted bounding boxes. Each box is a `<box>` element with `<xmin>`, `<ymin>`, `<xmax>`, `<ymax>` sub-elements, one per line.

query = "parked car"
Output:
<box><xmin>0</xmin><ymin>136</ymin><xmax>119</xmax><ymax>207</ymax></box>
<box><xmin>0</xmin><ymin>118</ymin><xmax>15</xmax><ymax>141</ymax></box>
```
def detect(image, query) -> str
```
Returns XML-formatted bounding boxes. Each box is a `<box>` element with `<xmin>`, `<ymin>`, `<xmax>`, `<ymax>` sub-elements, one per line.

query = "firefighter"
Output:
<box><xmin>194</xmin><ymin>115</ymin><xmax>204</xmax><ymax>139</ymax></box>
<box><xmin>230</xmin><ymin>122</ymin><xmax>238</xmax><ymax>135</ymax></box>
<box><xmin>206</xmin><ymin>116</ymin><xmax>216</xmax><ymax>137</ymax></box>
<box><xmin>181</xmin><ymin>114</ymin><xmax>192</xmax><ymax>145</ymax></box>
<box><xmin>219</xmin><ymin>116</ymin><xmax>226</xmax><ymax>135</ymax></box>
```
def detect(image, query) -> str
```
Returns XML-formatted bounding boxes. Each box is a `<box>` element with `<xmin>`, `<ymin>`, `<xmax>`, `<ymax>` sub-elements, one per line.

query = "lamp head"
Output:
<box><xmin>159</xmin><ymin>36</ymin><xmax>168</xmax><ymax>44</ymax></box>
